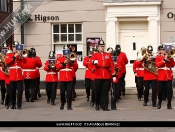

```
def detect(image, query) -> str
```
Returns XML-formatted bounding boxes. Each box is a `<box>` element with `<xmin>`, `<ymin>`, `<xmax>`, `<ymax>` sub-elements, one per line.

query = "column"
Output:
<box><xmin>106</xmin><ymin>17</ymin><xmax>117</xmax><ymax>49</ymax></box>
<box><xmin>147</xmin><ymin>16</ymin><xmax>159</xmax><ymax>51</ymax></box>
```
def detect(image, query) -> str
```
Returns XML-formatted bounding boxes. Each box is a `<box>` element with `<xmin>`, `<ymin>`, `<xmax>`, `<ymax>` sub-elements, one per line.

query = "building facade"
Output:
<box><xmin>13</xmin><ymin>0</ymin><xmax>163</xmax><ymax>88</ymax></box>
<box><xmin>0</xmin><ymin>0</ymin><xmax>13</xmax><ymax>48</ymax></box>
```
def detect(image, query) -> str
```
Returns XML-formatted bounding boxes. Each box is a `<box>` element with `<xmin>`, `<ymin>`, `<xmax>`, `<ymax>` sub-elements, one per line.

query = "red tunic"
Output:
<box><xmin>71</xmin><ymin>59</ymin><xmax>78</xmax><ymax>78</ymax></box>
<box><xmin>118</xmin><ymin>52</ymin><xmax>128</xmax><ymax>73</ymax></box>
<box><xmin>135</xmin><ymin>60</ymin><xmax>144</xmax><ymax>77</ymax></box>
<box><xmin>44</xmin><ymin>60</ymin><xmax>58</xmax><ymax>82</ymax></box>
<box><xmin>6</xmin><ymin>53</ymin><xmax>26</xmax><ymax>81</ymax></box>
<box><xmin>56</xmin><ymin>57</ymin><xmax>77</xmax><ymax>82</ymax></box>
<box><xmin>21</xmin><ymin>57</ymin><xmax>38</xmax><ymax>79</ymax></box>
<box><xmin>155</xmin><ymin>55</ymin><xmax>174</xmax><ymax>81</ymax></box>
<box><xmin>0</xmin><ymin>63</ymin><xmax>5</xmax><ymax>80</ymax></box>
<box><xmin>35</xmin><ymin>56</ymin><xmax>42</xmax><ymax>78</ymax></box>
<box><xmin>91</xmin><ymin>52</ymin><xmax>115</xmax><ymax>79</ymax></box>
<box><xmin>83</xmin><ymin>56</ymin><xmax>93</xmax><ymax>79</ymax></box>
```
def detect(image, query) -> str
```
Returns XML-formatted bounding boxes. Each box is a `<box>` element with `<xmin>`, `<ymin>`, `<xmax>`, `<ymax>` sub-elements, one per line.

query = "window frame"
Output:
<box><xmin>52</xmin><ymin>23</ymin><xmax>83</xmax><ymax>44</ymax></box>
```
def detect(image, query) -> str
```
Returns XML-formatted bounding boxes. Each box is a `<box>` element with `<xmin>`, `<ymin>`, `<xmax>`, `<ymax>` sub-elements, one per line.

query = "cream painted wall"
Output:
<box><xmin>13</xmin><ymin>0</ymin><xmax>106</xmax><ymax>81</ymax></box>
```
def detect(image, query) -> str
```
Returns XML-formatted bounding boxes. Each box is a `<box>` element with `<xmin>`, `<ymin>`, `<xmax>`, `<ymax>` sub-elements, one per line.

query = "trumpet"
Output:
<box><xmin>70</xmin><ymin>52</ymin><xmax>77</xmax><ymax>61</ymax></box>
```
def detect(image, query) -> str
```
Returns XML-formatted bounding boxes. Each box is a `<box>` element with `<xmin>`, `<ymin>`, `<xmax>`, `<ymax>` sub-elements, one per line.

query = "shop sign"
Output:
<box><xmin>34</xmin><ymin>14</ymin><xmax>59</xmax><ymax>22</ymax></box>
<box><xmin>167</xmin><ymin>12</ymin><xmax>175</xmax><ymax>20</ymax></box>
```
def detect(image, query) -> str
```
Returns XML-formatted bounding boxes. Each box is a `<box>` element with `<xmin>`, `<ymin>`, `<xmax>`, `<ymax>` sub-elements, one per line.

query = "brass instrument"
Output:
<box><xmin>0</xmin><ymin>53</ymin><xmax>9</xmax><ymax>75</ymax></box>
<box><xmin>70</xmin><ymin>52</ymin><xmax>77</xmax><ymax>61</ymax></box>
<box><xmin>167</xmin><ymin>49</ymin><xmax>175</xmax><ymax>59</ymax></box>
<box><xmin>136</xmin><ymin>47</ymin><xmax>148</xmax><ymax>61</ymax></box>
<box><xmin>143</xmin><ymin>60</ymin><xmax>158</xmax><ymax>76</ymax></box>
<box><xmin>49</xmin><ymin>59</ymin><xmax>56</xmax><ymax>69</ymax></box>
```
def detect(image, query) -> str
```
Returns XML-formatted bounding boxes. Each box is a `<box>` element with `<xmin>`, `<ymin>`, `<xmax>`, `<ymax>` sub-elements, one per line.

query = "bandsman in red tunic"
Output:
<box><xmin>21</xmin><ymin>49</ymin><xmax>38</xmax><ymax>102</ymax></box>
<box><xmin>0</xmin><ymin>43</ymin><xmax>7</xmax><ymax>105</ymax></box>
<box><xmin>56</xmin><ymin>46</ymin><xmax>77</xmax><ymax>110</ymax></box>
<box><xmin>44</xmin><ymin>51</ymin><xmax>58</xmax><ymax>105</ymax></box>
<box><xmin>83</xmin><ymin>47</ymin><xmax>94</xmax><ymax>102</ymax></box>
<box><xmin>30</xmin><ymin>48</ymin><xmax>42</xmax><ymax>100</ymax></box>
<box><xmin>91</xmin><ymin>38</ymin><xmax>115</xmax><ymax>111</ymax></box>
<box><xmin>115</xmin><ymin>45</ymin><xmax>128</xmax><ymax>96</ymax></box>
<box><xmin>133</xmin><ymin>52</ymin><xmax>139</xmax><ymax>97</ymax></box>
<box><xmin>143</xmin><ymin>45</ymin><xmax>158</xmax><ymax>107</ymax></box>
<box><xmin>156</xmin><ymin>45</ymin><xmax>175</xmax><ymax>109</ymax></box>
<box><xmin>5</xmin><ymin>42</ymin><xmax>26</xmax><ymax>109</ymax></box>
<box><xmin>135</xmin><ymin>47</ymin><xmax>146</xmax><ymax>101</ymax></box>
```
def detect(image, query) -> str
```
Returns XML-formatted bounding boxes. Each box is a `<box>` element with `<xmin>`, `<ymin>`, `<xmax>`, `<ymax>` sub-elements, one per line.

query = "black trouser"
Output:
<box><xmin>46</xmin><ymin>82</ymin><xmax>57</xmax><ymax>103</ymax></box>
<box><xmin>91</xmin><ymin>80</ymin><xmax>95</xmax><ymax>102</ymax></box>
<box><xmin>5</xmin><ymin>84</ymin><xmax>10</xmax><ymax>105</ymax></box>
<box><xmin>85</xmin><ymin>78</ymin><xmax>91</xmax><ymax>97</ymax></box>
<box><xmin>158</xmin><ymin>80</ymin><xmax>172</xmax><ymax>106</ymax></box>
<box><xmin>34</xmin><ymin>77</ymin><xmax>40</xmax><ymax>98</ymax></box>
<box><xmin>72</xmin><ymin>77</ymin><xmax>76</xmax><ymax>99</ymax></box>
<box><xmin>10</xmin><ymin>80</ymin><xmax>23</xmax><ymax>107</ymax></box>
<box><xmin>60</xmin><ymin>81</ymin><xmax>73</xmax><ymax>108</ymax></box>
<box><xmin>138</xmin><ymin>77</ymin><xmax>144</xmax><ymax>98</ymax></box>
<box><xmin>117</xmin><ymin>78</ymin><xmax>122</xmax><ymax>99</ymax></box>
<box><xmin>121</xmin><ymin>73</ymin><xmax>126</xmax><ymax>95</ymax></box>
<box><xmin>111</xmin><ymin>83</ymin><xmax>118</xmax><ymax>109</ymax></box>
<box><xmin>0</xmin><ymin>80</ymin><xmax>6</xmax><ymax>101</ymax></box>
<box><xmin>94</xmin><ymin>79</ymin><xmax>110</xmax><ymax>109</ymax></box>
<box><xmin>24</xmin><ymin>79</ymin><xmax>36</xmax><ymax>100</ymax></box>
<box><xmin>144</xmin><ymin>80</ymin><xmax>157</xmax><ymax>104</ymax></box>
<box><xmin>135</xmin><ymin>76</ymin><xmax>139</xmax><ymax>95</ymax></box>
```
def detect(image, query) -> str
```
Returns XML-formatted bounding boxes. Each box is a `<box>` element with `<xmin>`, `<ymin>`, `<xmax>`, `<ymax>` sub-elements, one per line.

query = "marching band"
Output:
<box><xmin>0</xmin><ymin>38</ymin><xmax>175</xmax><ymax>111</ymax></box>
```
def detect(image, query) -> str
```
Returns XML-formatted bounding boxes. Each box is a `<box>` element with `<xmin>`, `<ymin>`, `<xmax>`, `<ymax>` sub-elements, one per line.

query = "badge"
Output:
<box><xmin>105</xmin><ymin>55</ymin><xmax>109</xmax><ymax>59</ymax></box>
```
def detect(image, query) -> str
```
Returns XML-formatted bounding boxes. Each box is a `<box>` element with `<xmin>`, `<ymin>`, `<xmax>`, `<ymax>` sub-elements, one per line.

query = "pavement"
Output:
<box><xmin>0</xmin><ymin>88</ymin><xmax>175</xmax><ymax>132</ymax></box>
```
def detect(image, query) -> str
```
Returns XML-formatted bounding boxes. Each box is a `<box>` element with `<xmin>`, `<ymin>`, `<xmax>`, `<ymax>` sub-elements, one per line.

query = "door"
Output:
<box><xmin>119</xmin><ymin>31</ymin><xmax>149</xmax><ymax>87</ymax></box>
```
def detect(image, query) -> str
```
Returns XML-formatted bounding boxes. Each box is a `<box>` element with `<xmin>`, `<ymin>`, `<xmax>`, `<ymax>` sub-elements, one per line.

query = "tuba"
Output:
<box><xmin>69</xmin><ymin>52</ymin><xmax>77</xmax><ymax>61</ymax></box>
<box><xmin>136</xmin><ymin>47</ymin><xmax>148</xmax><ymax>61</ymax></box>
<box><xmin>143</xmin><ymin>52</ymin><xmax>158</xmax><ymax>76</ymax></box>
<box><xmin>0</xmin><ymin>53</ymin><xmax>9</xmax><ymax>75</ymax></box>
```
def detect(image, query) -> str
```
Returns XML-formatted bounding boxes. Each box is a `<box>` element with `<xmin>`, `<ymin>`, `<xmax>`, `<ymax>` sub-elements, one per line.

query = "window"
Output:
<box><xmin>0</xmin><ymin>0</ymin><xmax>8</xmax><ymax>12</ymax></box>
<box><xmin>53</xmin><ymin>24</ymin><xmax>82</xmax><ymax>43</ymax></box>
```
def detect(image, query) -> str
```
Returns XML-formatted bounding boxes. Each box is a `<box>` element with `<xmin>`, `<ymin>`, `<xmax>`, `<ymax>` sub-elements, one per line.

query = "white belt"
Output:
<box><xmin>10</xmin><ymin>66</ymin><xmax>21</xmax><ymax>69</ymax></box>
<box><xmin>86</xmin><ymin>68</ymin><xmax>89</xmax><ymax>70</ymax></box>
<box><xmin>136</xmin><ymin>68</ymin><xmax>144</xmax><ymax>70</ymax></box>
<box><xmin>23</xmin><ymin>69</ymin><xmax>36</xmax><ymax>72</ymax></box>
<box><xmin>60</xmin><ymin>68</ymin><xmax>72</xmax><ymax>72</ymax></box>
<box><xmin>47</xmin><ymin>72</ymin><xmax>57</xmax><ymax>74</ymax></box>
<box><xmin>158</xmin><ymin>67</ymin><xmax>170</xmax><ymax>70</ymax></box>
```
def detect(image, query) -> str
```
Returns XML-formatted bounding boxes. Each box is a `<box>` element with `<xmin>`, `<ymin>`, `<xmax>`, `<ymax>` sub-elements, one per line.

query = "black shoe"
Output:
<box><xmin>138</xmin><ymin>97</ymin><xmax>141</xmax><ymax>101</ymax></box>
<box><xmin>86</xmin><ymin>97</ymin><xmax>89</xmax><ymax>101</ymax></box>
<box><xmin>67</xmin><ymin>107</ymin><xmax>73</xmax><ymax>110</ymax></box>
<box><xmin>17</xmin><ymin>106</ymin><xmax>22</xmax><ymax>110</ymax></box>
<box><xmin>152</xmin><ymin>104</ymin><xmax>156</xmax><ymax>107</ymax></box>
<box><xmin>118</xmin><ymin>96</ymin><xmax>121</xmax><ymax>99</ymax></box>
<box><xmin>34</xmin><ymin>97</ymin><xmax>38</xmax><ymax>100</ymax></box>
<box><xmin>5</xmin><ymin>104</ymin><xmax>9</xmax><ymax>109</ymax></box>
<box><xmin>30</xmin><ymin>98</ymin><xmax>34</xmax><ymax>102</ymax></box>
<box><xmin>26</xmin><ymin>99</ymin><xmax>30</xmax><ymax>102</ymax></box>
<box><xmin>11</xmin><ymin>105</ymin><xmax>16</xmax><ymax>109</ymax></box>
<box><xmin>122</xmin><ymin>93</ymin><xmax>125</xmax><ymax>96</ymax></box>
<box><xmin>51</xmin><ymin>102</ymin><xmax>56</xmax><ymax>106</ymax></box>
<box><xmin>95</xmin><ymin>105</ymin><xmax>99</xmax><ymax>111</ymax></box>
<box><xmin>157</xmin><ymin>104</ymin><xmax>161</xmax><ymax>109</ymax></box>
<box><xmin>90</xmin><ymin>101</ymin><xmax>94</xmax><ymax>107</ymax></box>
<box><xmin>143</xmin><ymin>101</ymin><xmax>147</xmax><ymax>106</ymax></box>
<box><xmin>167</xmin><ymin>105</ymin><xmax>172</xmax><ymax>109</ymax></box>
<box><xmin>103</xmin><ymin>107</ymin><xmax>110</xmax><ymax>111</ymax></box>
<box><xmin>47</xmin><ymin>99</ymin><xmax>50</xmax><ymax>104</ymax></box>
<box><xmin>72</xmin><ymin>98</ymin><xmax>75</xmax><ymax>101</ymax></box>
<box><xmin>111</xmin><ymin>107</ymin><xmax>117</xmax><ymax>110</ymax></box>
<box><xmin>60</xmin><ymin>105</ymin><xmax>64</xmax><ymax>110</ymax></box>
<box><xmin>38</xmin><ymin>93</ymin><xmax>41</xmax><ymax>98</ymax></box>
<box><xmin>74</xmin><ymin>93</ymin><xmax>77</xmax><ymax>98</ymax></box>
<box><xmin>1</xmin><ymin>100</ymin><xmax>4</xmax><ymax>104</ymax></box>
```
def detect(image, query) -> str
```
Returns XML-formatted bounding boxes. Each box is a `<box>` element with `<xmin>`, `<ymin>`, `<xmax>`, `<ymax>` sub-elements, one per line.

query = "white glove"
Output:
<box><xmin>113</xmin><ymin>77</ymin><xmax>116</xmax><ymax>82</ymax></box>
<box><xmin>93</xmin><ymin>60</ymin><xmax>98</xmax><ymax>64</ymax></box>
